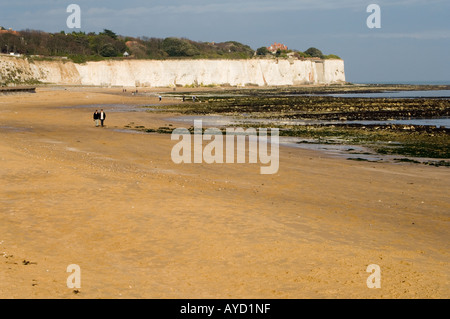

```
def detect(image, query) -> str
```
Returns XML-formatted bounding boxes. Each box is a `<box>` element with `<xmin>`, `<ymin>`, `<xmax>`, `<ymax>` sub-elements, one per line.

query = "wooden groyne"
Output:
<box><xmin>0</xmin><ymin>86</ymin><xmax>36</xmax><ymax>94</ymax></box>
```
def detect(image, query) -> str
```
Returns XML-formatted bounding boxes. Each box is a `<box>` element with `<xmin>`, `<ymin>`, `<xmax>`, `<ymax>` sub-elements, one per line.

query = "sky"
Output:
<box><xmin>1</xmin><ymin>0</ymin><xmax>449</xmax><ymax>83</ymax></box>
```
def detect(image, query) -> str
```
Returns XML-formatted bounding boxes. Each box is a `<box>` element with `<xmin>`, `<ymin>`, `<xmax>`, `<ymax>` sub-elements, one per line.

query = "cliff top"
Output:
<box><xmin>0</xmin><ymin>29</ymin><xmax>341</xmax><ymax>63</ymax></box>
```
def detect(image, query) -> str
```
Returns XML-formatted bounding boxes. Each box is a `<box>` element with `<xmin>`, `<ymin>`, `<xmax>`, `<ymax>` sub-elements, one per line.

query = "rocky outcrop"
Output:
<box><xmin>0</xmin><ymin>55</ymin><xmax>345</xmax><ymax>87</ymax></box>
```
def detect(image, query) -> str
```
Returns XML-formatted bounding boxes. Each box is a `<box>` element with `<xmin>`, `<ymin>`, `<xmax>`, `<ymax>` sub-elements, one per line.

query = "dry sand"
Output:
<box><xmin>0</xmin><ymin>86</ymin><xmax>448</xmax><ymax>299</ymax></box>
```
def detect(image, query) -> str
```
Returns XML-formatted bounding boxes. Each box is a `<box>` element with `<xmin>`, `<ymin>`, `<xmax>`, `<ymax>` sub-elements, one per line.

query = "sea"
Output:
<box><xmin>355</xmin><ymin>81</ymin><xmax>450</xmax><ymax>85</ymax></box>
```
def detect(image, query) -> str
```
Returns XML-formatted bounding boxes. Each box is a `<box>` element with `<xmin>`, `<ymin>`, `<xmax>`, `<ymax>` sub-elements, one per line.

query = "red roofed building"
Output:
<box><xmin>0</xmin><ymin>28</ymin><xmax>20</xmax><ymax>36</ymax></box>
<box><xmin>125</xmin><ymin>40</ymin><xmax>139</xmax><ymax>48</ymax></box>
<box><xmin>267</xmin><ymin>42</ymin><xmax>288</xmax><ymax>53</ymax></box>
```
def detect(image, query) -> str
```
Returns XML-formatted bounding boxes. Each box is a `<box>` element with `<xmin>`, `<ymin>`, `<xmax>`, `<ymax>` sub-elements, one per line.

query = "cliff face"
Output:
<box><xmin>0</xmin><ymin>55</ymin><xmax>345</xmax><ymax>87</ymax></box>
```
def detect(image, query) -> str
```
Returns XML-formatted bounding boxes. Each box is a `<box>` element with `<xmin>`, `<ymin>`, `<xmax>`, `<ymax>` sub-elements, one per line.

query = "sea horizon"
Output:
<box><xmin>354</xmin><ymin>80</ymin><xmax>450</xmax><ymax>86</ymax></box>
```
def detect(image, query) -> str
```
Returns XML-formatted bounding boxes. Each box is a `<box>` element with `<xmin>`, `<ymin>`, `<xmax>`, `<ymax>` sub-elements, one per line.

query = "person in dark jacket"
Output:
<box><xmin>93</xmin><ymin>110</ymin><xmax>100</xmax><ymax>127</ymax></box>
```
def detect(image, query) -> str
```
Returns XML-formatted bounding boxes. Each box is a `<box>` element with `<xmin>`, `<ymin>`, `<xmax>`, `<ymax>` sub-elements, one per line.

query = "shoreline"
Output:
<box><xmin>2</xmin><ymin>82</ymin><xmax>450</xmax><ymax>93</ymax></box>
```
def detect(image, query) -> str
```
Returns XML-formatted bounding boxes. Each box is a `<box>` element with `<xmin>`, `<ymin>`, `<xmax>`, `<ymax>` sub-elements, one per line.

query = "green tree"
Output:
<box><xmin>100</xmin><ymin>29</ymin><xmax>118</xmax><ymax>40</ymax></box>
<box><xmin>162</xmin><ymin>37</ymin><xmax>200</xmax><ymax>57</ymax></box>
<box><xmin>89</xmin><ymin>35</ymin><xmax>116</xmax><ymax>55</ymax></box>
<box><xmin>256</xmin><ymin>46</ymin><xmax>269</xmax><ymax>56</ymax></box>
<box><xmin>99</xmin><ymin>43</ymin><xmax>118</xmax><ymax>57</ymax></box>
<box><xmin>304</xmin><ymin>47</ymin><xmax>324</xmax><ymax>58</ymax></box>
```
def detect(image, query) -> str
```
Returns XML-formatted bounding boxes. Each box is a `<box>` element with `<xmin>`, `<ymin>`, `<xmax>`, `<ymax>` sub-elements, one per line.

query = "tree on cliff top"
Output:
<box><xmin>100</xmin><ymin>29</ymin><xmax>118</xmax><ymax>40</ymax></box>
<box><xmin>256</xmin><ymin>46</ymin><xmax>269</xmax><ymax>56</ymax></box>
<box><xmin>304</xmin><ymin>47</ymin><xmax>324</xmax><ymax>58</ymax></box>
<box><xmin>162</xmin><ymin>37</ymin><xmax>200</xmax><ymax>57</ymax></box>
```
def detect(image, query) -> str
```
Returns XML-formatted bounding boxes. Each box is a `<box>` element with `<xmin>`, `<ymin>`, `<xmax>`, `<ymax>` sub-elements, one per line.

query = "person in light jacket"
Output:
<box><xmin>99</xmin><ymin>109</ymin><xmax>106</xmax><ymax>127</ymax></box>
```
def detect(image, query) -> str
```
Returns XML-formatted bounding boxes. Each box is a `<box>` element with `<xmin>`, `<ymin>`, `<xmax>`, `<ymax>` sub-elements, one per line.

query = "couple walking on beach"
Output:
<box><xmin>93</xmin><ymin>109</ymin><xmax>106</xmax><ymax>127</ymax></box>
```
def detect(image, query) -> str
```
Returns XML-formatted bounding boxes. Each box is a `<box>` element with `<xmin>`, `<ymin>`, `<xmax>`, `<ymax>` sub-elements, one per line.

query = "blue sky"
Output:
<box><xmin>1</xmin><ymin>0</ymin><xmax>449</xmax><ymax>83</ymax></box>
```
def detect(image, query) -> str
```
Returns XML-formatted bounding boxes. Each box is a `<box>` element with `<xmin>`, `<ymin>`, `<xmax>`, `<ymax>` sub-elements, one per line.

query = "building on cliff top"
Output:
<box><xmin>267</xmin><ymin>42</ymin><xmax>288</xmax><ymax>53</ymax></box>
<box><xmin>0</xmin><ymin>28</ymin><xmax>19</xmax><ymax>36</ymax></box>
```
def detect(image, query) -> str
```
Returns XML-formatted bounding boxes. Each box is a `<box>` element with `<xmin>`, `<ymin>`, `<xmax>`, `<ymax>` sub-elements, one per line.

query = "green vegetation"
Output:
<box><xmin>256</xmin><ymin>46</ymin><xmax>269</xmax><ymax>56</ymax></box>
<box><xmin>304</xmin><ymin>47</ymin><xmax>323</xmax><ymax>58</ymax></box>
<box><xmin>162</xmin><ymin>37</ymin><xmax>200</xmax><ymax>57</ymax></box>
<box><xmin>0</xmin><ymin>29</ymin><xmax>255</xmax><ymax>62</ymax></box>
<box><xmin>0</xmin><ymin>29</ymin><xmax>342</xmax><ymax>63</ymax></box>
<box><xmin>324</xmin><ymin>54</ymin><xmax>341</xmax><ymax>60</ymax></box>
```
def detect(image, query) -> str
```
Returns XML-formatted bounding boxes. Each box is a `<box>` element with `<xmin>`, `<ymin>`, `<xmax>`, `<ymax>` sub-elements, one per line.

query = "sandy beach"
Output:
<box><xmin>0</xmin><ymin>86</ymin><xmax>448</xmax><ymax>299</ymax></box>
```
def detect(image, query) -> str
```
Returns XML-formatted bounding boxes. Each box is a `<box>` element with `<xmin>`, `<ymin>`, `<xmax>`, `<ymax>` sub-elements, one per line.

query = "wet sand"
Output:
<box><xmin>0</xmin><ymin>86</ymin><xmax>449</xmax><ymax>298</ymax></box>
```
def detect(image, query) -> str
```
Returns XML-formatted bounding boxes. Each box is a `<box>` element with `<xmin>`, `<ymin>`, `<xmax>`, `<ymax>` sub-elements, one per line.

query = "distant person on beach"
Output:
<box><xmin>192</xmin><ymin>96</ymin><xmax>196</xmax><ymax>102</ymax></box>
<box><xmin>159</xmin><ymin>95</ymin><xmax>162</xmax><ymax>102</ymax></box>
<box><xmin>99</xmin><ymin>109</ymin><xmax>106</xmax><ymax>127</ymax></box>
<box><xmin>182</xmin><ymin>95</ymin><xmax>185</xmax><ymax>102</ymax></box>
<box><xmin>93</xmin><ymin>110</ymin><xmax>100</xmax><ymax>127</ymax></box>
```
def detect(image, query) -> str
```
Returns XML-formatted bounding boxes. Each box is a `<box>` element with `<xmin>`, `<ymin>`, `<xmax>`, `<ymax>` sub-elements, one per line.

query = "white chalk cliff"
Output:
<box><xmin>0</xmin><ymin>55</ymin><xmax>345</xmax><ymax>87</ymax></box>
